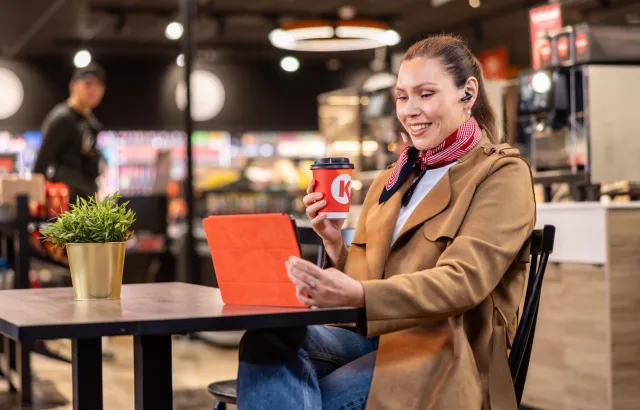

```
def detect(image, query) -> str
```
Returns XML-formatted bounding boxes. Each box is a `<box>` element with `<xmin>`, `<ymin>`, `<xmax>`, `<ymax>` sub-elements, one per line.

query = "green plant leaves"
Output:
<box><xmin>40</xmin><ymin>192</ymin><xmax>136</xmax><ymax>247</ymax></box>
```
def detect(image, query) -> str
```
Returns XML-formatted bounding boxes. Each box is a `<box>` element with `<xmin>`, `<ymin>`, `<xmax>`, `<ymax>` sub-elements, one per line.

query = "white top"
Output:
<box><xmin>391</xmin><ymin>162</ymin><xmax>458</xmax><ymax>244</ymax></box>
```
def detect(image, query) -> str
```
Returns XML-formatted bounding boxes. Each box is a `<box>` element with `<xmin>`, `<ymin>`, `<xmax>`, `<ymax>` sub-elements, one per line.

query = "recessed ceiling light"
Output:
<box><xmin>73</xmin><ymin>50</ymin><xmax>92</xmax><ymax>68</ymax></box>
<box><xmin>176</xmin><ymin>54</ymin><xmax>185</xmax><ymax>67</ymax></box>
<box><xmin>469</xmin><ymin>0</ymin><xmax>481</xmax><ymax>8</ymax></box>
<box><xmin>280</xmin><ymin>56</ymin><xmax>300</xmax><ymax>72</ymax></box>
<box><xmin>165</xmin><ymin>21</ymin><xmax>184</xmax><ymax>40</ymax></box>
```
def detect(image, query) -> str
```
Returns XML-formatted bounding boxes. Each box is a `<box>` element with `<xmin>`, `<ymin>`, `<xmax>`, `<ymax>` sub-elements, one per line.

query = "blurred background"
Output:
<box><xmin>1</xmin><ymin>0</ymin><xmax>640</xmax><ymax>409</ymax></box>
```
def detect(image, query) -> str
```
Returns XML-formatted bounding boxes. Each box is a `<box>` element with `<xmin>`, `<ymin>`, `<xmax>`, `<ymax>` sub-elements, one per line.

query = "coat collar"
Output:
<box><xmin>363</xmin><ymin>131</ymin><xmax>492</xmax><ymax>279</ymax></box>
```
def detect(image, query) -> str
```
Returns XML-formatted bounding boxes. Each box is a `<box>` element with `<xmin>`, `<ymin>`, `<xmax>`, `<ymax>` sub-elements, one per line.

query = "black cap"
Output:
<box><xmin>310</xmin><ymin>157</ymin><xmax>354</xmax><ymax>170</ymax></box>
<box><xmin>71</xmin><ymin>63</ymin><xmax>106</xmax><ymax>85</ymax></box>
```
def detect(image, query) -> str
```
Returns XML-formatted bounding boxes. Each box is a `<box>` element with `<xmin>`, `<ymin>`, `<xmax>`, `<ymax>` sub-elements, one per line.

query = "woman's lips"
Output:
<box><xmin>407</xmin><ymin>123</ymin><xmax>431</xmax><ymax>137</ymax></box>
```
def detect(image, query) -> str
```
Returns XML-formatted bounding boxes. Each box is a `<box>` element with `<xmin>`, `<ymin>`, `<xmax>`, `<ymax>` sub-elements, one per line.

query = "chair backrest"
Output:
<box><xmin>297</xmin><ymin>226</ymin><xmax>324</xmax><ymax>247</ymax></box>
<box><xmin>508</xmin><ymin>224</ymin><xmax>556</xmax><ymax>405</ymax></box>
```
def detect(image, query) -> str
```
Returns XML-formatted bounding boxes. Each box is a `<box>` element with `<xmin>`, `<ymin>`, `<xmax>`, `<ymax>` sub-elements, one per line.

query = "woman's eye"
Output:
<box><xmin>421</xmin><ymin>93</ymin><xmax>433</xmax><ymax>99</ymax></box>
<box><xmin>396</xmin><ymin>96</ymin><xmax>408</xmax><ymax>101</ymax></box>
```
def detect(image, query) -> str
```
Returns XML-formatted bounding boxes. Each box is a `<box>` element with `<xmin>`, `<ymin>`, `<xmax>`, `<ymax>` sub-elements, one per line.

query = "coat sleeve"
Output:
<box><xmin>360</xmin><ymin>157</ymin><xmax>536</xmax><ymax>337</ymax></box>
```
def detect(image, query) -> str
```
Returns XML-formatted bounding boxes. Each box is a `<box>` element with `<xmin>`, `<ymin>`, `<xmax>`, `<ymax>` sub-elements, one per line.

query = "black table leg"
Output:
<box><xmin>134</xmin><ymin>335</ymin><xmax>172</xmax><ymax>410</ymax></box>
<box><xmin>72</xmin><ymin>338</ymin><xmax>103</xmax><ymax>410</ymax></box>
<box><xmin>2</xmin><ymin>337</ymin><xmax>16</xmax><ymax>393</ymax></box>
<box><xmin>16</xmin><ymin>340</ymin><xmax>32</xmax><ymax>405</ymax></box>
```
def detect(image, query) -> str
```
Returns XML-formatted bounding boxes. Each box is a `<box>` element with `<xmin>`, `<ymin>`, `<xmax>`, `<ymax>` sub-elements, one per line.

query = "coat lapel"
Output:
<box><xmin>363</xmin><ymin>133</ymin><xmax>489</xmax><ymax>279</ymax></box>
<box><xmin>390</xmin><ymin>169</ymin><xmax>452</xmax><ymax>247</ymax></box>
<box><xmin>364</xmin><ymin>174</ymin><xmax>413</xmax><ymax>280</ymax></box>
<box><xmin>390</xmin><ymin>133</ymin><xmax>490</xmax><ymax>247</ymax></box>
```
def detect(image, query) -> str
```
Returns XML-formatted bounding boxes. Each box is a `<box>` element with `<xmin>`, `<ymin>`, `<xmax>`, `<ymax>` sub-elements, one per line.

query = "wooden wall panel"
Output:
<box><xmin>607</xmin><ymin>210</ymin><xmax>640</xmax><ymax>410</ymax></box>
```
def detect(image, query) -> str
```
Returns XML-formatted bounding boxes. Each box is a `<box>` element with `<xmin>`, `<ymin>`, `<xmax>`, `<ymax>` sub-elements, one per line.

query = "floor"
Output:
<box><xmin>0</xmin><ymin>335</ymin><xmax>240</xmax><ymax>410</ymax></box>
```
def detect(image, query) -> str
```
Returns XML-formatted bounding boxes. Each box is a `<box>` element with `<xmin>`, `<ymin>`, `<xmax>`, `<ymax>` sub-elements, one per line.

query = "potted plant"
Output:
<box><xmin>40</xmin><ymin>192</ymin><xmax>136</xmax><ymax>300</ymax></box>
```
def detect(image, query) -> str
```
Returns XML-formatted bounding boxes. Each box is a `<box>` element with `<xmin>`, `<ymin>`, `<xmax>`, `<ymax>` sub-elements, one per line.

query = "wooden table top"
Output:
<box><xmin>0</xmin><ymin>282</ymin><xmax>363</xmax><ymax>341</ymax></box>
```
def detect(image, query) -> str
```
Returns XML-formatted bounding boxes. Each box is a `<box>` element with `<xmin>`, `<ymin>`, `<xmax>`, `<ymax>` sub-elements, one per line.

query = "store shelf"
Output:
<box><xmin>30</xmin><ymin>252</ymin><xmax>69</xmax><ymax>271</ymax></box>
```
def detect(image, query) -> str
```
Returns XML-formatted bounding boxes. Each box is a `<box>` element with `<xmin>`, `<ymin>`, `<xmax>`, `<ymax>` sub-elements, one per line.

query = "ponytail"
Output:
<box><xmin>472</xmin><ymin>61</ymin><xmax>500</xmax><ymax>143</ymax></box>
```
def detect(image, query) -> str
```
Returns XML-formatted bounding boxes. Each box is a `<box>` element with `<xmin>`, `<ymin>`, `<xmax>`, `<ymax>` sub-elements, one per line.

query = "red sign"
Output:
<box><xmin>576</xmin><ymin>32</ymin><xmax>588</xmax><ymax>55</ymax></box>
<box><xmin>479</xmin><ymin>47</ymin><xmax>509</xmax><ymax>80</ymax></box>
<box><xmin>557</xmin><ymin>36</ymin><xmax>569</xmax><ymax>59</ymax></box>
<box><xmin>529</xmin><ymin>4</ymin><xmax>563</xmax><ymax>69</ymax></box>
<box><xmin>538</xmin><ymin>38</ymin><xmax>553</xmax><ymax>67</ymax></box>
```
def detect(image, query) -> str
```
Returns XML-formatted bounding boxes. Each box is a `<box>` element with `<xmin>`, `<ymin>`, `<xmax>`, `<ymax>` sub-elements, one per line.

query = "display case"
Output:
<box><xmin>0</xmin><ymin>131</ymin><xmax>41</xmax><ymax>175</ymax></box>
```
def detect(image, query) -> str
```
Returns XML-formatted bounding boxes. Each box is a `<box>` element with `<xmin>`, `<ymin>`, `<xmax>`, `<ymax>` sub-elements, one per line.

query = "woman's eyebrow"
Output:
<box><xmin>394</xmin><ymin>82</ymin><xmax>438</xmax><ymax>92</ymax></box>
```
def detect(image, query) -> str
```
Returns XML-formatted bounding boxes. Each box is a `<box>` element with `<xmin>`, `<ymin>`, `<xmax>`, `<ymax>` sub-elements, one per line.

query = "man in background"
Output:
<box><xmin>34</xmin><ymin>63</ymin><xmax>106</xmax><ymax>201</ymax></box>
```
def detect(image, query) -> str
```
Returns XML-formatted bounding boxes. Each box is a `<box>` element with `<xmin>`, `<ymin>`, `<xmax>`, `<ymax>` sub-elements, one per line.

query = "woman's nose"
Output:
<box><xmin>403</xmin><ymin>101</ymin><xmax>421</xmax><ymax>117</ymax></box>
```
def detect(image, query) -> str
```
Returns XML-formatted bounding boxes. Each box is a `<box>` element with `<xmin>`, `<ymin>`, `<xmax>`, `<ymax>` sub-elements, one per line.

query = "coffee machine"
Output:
<box><xmin>518</xmin><ymin>23</ymin><xmax>640</xmax><ymax>201</ymax></box>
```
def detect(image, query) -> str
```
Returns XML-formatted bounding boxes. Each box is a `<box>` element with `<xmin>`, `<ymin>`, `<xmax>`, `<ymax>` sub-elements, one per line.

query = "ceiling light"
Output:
<box><xmin>327</xmin><ymin>58</ymin><xmax>341</xmax><ymax>71</ymax></box>
<box><xmin>73</xmin><ymin>50</ymin><xmax>92</xmax><ymax>68</ymax></box>
<box><xmin>269</xmin><ymin>20</ymin><xmax>401</xmax><ymax>52</ymax></box>
<box><xmin>280</xmin><ymin>56</ymin><xmax>300</xmax><ymax>72</ymax></box>
<box><xmin>165</xmin><ymin>21</ymin><xmax>184</xmax><ymax>40</ymax></box>
<box><xmin>338</xmin><ymin>6</ymin><xmax>357</xmax><ymax>20</ymax></box>
<box><xmin>176</xmin><ymin>54</ymin><xmax>185</xmax><ymax>67</ymax></box>
<box><xmin>469</xmin><ymin>0</ymin><xmax>481</xmax><ymax>8</ymax></box>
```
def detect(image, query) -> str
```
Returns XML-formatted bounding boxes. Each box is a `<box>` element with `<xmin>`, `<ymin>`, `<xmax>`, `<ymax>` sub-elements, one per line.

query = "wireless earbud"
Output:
<box><xmin>461</xmin><ymin>91</ymin><xmax>473</xmax><ymax>102</ymax></box>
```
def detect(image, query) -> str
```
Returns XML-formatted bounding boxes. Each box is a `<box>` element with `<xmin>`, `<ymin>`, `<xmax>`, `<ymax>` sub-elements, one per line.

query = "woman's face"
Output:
<box><xmin>395</xmin><ymin>57</ymin><xmax>475</xmax><ymax>151</ymax></box>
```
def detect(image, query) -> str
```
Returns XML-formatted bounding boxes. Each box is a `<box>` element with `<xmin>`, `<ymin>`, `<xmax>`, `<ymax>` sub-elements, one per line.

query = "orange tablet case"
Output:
<box><xmin>203</xmin><ymin>213</ymin><xmax>307</xmax><ymax>308</ymax></box>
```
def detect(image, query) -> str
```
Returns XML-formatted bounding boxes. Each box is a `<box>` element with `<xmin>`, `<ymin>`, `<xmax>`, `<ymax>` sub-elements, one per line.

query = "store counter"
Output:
<box><xmin>522</xmin><ymin>202</ymin><xmax>640</xmax><ymax>410</ymax></box>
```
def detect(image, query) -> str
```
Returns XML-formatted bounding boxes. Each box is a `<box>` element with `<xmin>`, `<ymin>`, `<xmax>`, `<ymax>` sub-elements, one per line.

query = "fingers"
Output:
<box><xmin>303</xmin><ymin>191</ymin><xmax>323</xmax><ymax>207</ymax></box>
<box><xmin>286</xmin><ymin>257</ymin><xmax>326</xmax><ymax>297</ymax></box>
<box><xmin>305</xmin><ymin>199</ymin><xmax>326</xmax><ymax>220</ymax></box>
<box><xmin>288</xmin><ymin>257</ymin><xmax>323</xmax><ymax>278</ymax></box>
<box><xmin>287</xmin><ymin>269</ymin><xmax>317</xmax><ymax>295</ymax></box>
<box><xmin>310</xmin><ymin>212</ymin><xmax>327</xmax><ymax>229</ymax></box>
<box><xmin>288</xmin><ymin>271</ymin><xmax>314</xmax><ymax>295</ymax></box>
<box><xmin>306</xmin><ymin>179</ymin><xmax>315</xmax><ymax>195</ymax></box>
<box><xmin>296</xmin><ymin>287</ymin><xmax>319</xmax><ymax>307</ymax></box>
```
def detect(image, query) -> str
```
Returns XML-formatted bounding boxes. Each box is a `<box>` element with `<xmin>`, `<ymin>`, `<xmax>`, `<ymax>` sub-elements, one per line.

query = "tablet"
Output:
<box><xmin>202</xmin><ymin>213</ymin><xmax>307</xmax><ymax>308</ymax></box>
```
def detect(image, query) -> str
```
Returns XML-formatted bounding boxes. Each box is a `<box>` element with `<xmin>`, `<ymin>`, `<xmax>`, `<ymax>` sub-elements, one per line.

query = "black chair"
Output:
<box><xmin>207</xmin><ymin>226</ymin><xmax>554</xmax><ymax>409</ymax></box>
<box><xmin>509</xmin><ymin>224</ymin><xmax>555</xmax><ymax>405</ymax></box>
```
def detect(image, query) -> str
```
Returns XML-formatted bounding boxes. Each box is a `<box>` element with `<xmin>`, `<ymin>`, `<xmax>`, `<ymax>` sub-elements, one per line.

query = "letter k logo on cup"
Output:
<box><xmin>331</xmin><ymin>174</ymin><xmax>352</xmax><ymax>204</ymax></box>
<box><xmin>310</xmin><ymin>157</ymin><xmax>354</xmax><ymax>220</ymax></box>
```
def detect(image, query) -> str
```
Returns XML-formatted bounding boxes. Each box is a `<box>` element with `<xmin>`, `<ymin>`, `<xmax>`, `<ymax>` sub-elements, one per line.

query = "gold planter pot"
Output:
<box><xmin>66</xmin><ymin>242</ymin><xmax>126</xmax><ymax>300</ymax></box>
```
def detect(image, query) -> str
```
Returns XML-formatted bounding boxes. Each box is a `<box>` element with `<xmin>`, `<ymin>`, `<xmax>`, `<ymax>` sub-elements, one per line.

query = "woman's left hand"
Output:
<box><xmin>285</xmin><ymin>256</ymin><xmax>365</xmax><ymax>308</ymax></box>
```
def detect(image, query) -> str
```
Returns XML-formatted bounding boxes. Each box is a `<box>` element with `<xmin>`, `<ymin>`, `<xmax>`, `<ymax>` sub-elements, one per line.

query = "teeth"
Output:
<box><xmin>410</xmin><ymin>124</ymin><xmax>428</xmax><ymax>132</ymax></box>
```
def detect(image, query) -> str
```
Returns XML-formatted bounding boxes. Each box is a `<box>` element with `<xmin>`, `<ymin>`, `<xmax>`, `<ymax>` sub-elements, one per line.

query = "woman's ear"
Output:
<box><xmin>463</xmin><ymin>77</ymin><xmax>479</xmax><ymax>112</ymax></box>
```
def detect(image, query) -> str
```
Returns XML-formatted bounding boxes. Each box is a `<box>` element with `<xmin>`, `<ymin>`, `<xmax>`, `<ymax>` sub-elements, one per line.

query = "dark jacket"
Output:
<box><xmin>34</xmin><ymin>103</ymin><xmax>104</xmax><ymax>200</ymax></box>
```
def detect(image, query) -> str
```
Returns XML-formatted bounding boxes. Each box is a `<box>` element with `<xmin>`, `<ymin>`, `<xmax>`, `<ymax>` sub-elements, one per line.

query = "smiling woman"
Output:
<box><xmin>237</xmin><ymin>34</ymin><xmax>537</xmax><ymax>410</ymax></box>
<box><xmin>395</xmin><ymin>34</ymin><xmax>499</xmax><ymax>150</ymax></box>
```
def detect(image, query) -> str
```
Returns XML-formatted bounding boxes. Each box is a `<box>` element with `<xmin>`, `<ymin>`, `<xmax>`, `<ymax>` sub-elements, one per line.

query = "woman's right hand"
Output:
<box><xmin>303</xmin><ymin>179</ymin><xmax>344</xmax><ymax>246</ymax></box>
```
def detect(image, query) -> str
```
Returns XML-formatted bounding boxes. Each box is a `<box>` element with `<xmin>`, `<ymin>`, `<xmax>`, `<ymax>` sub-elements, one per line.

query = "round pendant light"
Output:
<box><xmin>0</xmin><ymin>68</ymin><xmax>24</xmax><ymax>120</ymax></box>
<box><xmin>175</xmin><ymin>70</ymin><xmax>226</xmax><ymax>122</ymax></box>
<box><xmin>269</xmin><ymin>20</ymin><xmax>401</xmax><ymax>52</ymax></box>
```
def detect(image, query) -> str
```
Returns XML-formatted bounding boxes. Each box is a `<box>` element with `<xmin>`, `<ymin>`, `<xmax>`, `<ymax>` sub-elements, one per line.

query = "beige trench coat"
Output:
<box><xmin>327</xmin><ymin>133</ymin><xmax>536</xmax><ymax>410</ymax></box>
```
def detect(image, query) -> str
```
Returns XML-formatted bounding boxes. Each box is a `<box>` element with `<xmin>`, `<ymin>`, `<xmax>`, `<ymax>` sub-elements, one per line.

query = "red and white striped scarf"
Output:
<box><xmin>379</xmin><ymin>116</ymin><xmax>482</xmax><ymax>205</ymax></box>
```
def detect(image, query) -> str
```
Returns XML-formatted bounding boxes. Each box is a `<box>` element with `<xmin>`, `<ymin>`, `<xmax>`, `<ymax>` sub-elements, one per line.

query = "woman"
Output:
<box><xmin>237</xmin><ymin>34</ymin><xmax>536</xmax><ymax>410</ymax></box>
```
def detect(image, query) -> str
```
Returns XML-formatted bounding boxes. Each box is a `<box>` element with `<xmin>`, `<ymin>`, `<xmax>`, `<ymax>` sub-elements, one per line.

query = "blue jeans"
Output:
<box><xmin>237</xmin><ymin>325</ymin><xmax>379</xmax><ymax>410</ymax></box>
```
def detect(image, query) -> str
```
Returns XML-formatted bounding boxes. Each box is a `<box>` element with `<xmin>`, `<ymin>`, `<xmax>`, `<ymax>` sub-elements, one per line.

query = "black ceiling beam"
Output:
<box><xmin>90</xmin><ymin>4</ymin><xmax>177</xmax><ymax>18</ymax></box>
<box><xmin>408</xmin><ymin>0</ymin><xmax>548</xmax><ymax>44</ymax></box>
<box><xmin>49</xmin><ymin>37</ymin><xmax>373</xmax><ymax>61</ymax></box>
<box><xmin>4</xmin><ymin>0</ymin><xmax>71</xmax><ymax>58</ymax></box>
<box><xmin>89</xmin><ymin>4</ymin><xmax>401</xmax><ymax>24</ymax></box>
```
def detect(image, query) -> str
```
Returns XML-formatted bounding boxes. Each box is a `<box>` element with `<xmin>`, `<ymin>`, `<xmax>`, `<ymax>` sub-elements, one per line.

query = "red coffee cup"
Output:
<box><xmin>310</xmin><ymin>158</ymin><xmax>354</xmax><ymax>219</ymax></box>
